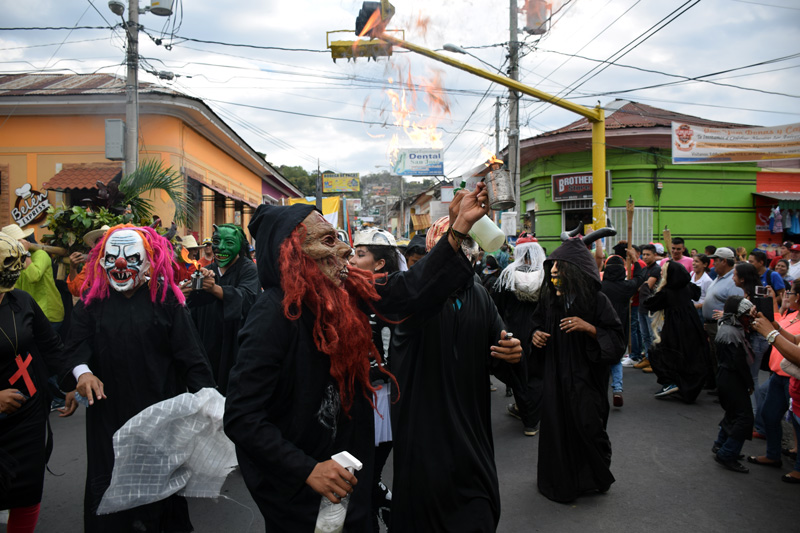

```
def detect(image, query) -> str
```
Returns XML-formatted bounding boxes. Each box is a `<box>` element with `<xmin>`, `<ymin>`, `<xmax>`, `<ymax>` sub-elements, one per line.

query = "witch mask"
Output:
<box><xmin>0</xmin><ymin>233</ymin><xmax>25</xmax><ymax>293</ymax></box>
<box><xmin>301</xmin><ymin>212</ymin><xmax>351</xmax><ymax>286</ymax></box>
<box><xmin>212</xmin><ymin>225</ymin><xmax>243</xmax><ymax>267</ymax></box>
<box><xmin>103</xmin><ymin>229</ymin><xmax>150</xmax><ymax>292</ymax></box>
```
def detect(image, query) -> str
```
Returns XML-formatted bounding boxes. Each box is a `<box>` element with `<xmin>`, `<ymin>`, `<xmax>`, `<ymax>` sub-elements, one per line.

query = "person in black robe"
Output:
<box><xmin>389</xmin><ymin>217</ymin><xmax>522</xmax><ymax>532</ymax></box>
<box><xmin>712</xmin><ymin>295</ymin><xmax>755</xmax><ymax>473</ymax></box>
<box><xmin>224</xmin><ymin>185</ymin><xmax>498</xmax><ymax>533</ymax></box>
<box><xmin>530</xmin><ymin>232</ymin><xmax>626</xmax><ymax>503</ymax></box>
<box><xmin>59</xmin><ymin>225</ymin><xmax>216</xmax><ymax>533</ymax></box>
<box><xmin>185</xmin><ymin>224</ymin><xmax>259</xmax><ymax>395</ymax></box>
<box><xmin>643</xmin><ymin>260</ymin><xmax>710</xmax><ymax>402</ymax></box>
<box><xmin>491</xmin><ymin>233</ymin><xmax>547</xmax><ymax>435</ymax></box>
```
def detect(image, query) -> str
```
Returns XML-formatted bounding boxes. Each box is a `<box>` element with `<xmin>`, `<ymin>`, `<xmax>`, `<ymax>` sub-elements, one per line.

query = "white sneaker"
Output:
<box><xmin>620</xmin><ymin>355</ymin><xmax>636</xmax><ymax>367</ymax></box>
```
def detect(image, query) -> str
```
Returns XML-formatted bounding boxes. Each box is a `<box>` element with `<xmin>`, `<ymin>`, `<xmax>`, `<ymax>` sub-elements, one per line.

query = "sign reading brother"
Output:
<box><xmin>551</xmin><ymin>171</ymin><xmax>611</xmax><ymax>202</ymax></box>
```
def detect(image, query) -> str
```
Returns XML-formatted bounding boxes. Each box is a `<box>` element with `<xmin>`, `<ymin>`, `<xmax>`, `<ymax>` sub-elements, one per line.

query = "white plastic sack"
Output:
<box><xmin>97</xmin><ymin>387</ymin><xmax>237</xmax><ymax>514</ymax></box>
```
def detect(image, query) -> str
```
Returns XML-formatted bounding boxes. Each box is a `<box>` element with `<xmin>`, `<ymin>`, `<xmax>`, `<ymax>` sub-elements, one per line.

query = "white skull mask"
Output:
<box><xmin>103</xmin><ymin>229</ymin><xmax>150</xmax><ymax>292</ymax></box>
<box><xmin>0</xmin><ymin>233</ymin><xmax>26</xmax><ymax>293</ymax></box>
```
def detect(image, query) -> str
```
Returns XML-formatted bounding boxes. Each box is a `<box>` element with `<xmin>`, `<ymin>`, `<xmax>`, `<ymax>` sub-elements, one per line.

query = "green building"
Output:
<box><xmin>518</xmin><ymin>100</ymin><xmax>787</xmax><ymax>253</ymax></box>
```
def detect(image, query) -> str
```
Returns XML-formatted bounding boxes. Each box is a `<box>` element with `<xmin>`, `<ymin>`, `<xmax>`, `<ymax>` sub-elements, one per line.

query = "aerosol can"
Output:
<box><xmin>314</xmin><ymin>451</ymin><xmax>362</xmax><ymax>533</ymax></box>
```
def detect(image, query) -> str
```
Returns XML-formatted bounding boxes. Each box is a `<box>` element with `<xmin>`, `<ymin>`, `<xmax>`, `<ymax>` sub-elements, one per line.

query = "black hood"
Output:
<box><xmin>407</xmin><ymin>234</ymin><xmax>426</xmax><ymax>253</ymax></box>
<box><xmin>664</xmin><ymin>259</ymin><xmax>690</xmax><ymax>290</ymax></box>
<box><xmin>248</xmin><ymin>203</ymin><xmax>316</xmax><ymax>289</ymax></box>
<box><xmin>545</xmin><ymin>238</ymin><xmax>601</xmax><ymax>288</ymax></box>
<box><xmin>603</xmin><ymin>255</ymin><xmax>626</xmax><ymax>282</ymax></box>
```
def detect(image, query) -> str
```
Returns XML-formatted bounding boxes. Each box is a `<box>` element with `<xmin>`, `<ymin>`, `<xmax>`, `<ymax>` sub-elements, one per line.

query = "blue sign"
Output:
<box><xmin>392</xmin><ymin>149</ymin><xmax>444</xmax><ymax>176</ymax></box>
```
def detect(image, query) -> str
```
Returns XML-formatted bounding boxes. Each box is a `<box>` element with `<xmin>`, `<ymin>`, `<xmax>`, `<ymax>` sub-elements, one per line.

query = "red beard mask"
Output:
<box><xmin>278</xmin><ymin>224</ymin><xmax>397</xmax><ymax>416</ymax></box>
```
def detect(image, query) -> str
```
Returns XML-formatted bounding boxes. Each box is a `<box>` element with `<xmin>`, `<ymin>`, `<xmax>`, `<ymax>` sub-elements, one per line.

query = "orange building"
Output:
<box><xmin>0</xmin><ymin>73</ymin><xmax>302</xmax><ymax>242</ymax></box>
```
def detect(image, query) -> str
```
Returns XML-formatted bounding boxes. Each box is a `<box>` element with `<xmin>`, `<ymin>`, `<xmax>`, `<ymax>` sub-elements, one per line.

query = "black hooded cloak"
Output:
<box><xmin>715</xmin><ymin>315</ymin><xmax>755</xmax><ymax>441</ymax></box>
<box><xmin>600</xmin><ymin>255</ymin><xmax>646</xmax><ymax>343</ymax></box>
<box><xmin>389</xmin><ymin>271</ymin><xmax>517</xmax><ymax>532</ymax></box>
<box><xmin>186</xmin><ymin>251</ymin><xmax>259</xmax><ymax>395</ymax></box>
<box><xmin>642</xmin><ymin>260</ymin><xmax>709</xmax><ymax>403</ymax></box>
<box><xmin>223</xmin><ymin>204</ymin><xmax>475</xmax><ymax>533</ymax></box>
<box><xmin>529</xmin><ymin>238</ymin><xmax>626</xmax><ymax>503</ymax></box>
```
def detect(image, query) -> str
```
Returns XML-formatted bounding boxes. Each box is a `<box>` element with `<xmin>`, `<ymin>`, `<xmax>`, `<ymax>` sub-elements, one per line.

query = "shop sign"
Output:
<box><xmin>323</xmin><ymin>173</ymin><xmax>360</xmax><ymax>193</ymax></box>
<box><xmin>12</xmin><ymin>183</ymin><xmax>51</xmax><ymax>227</ymax></box>
<box><xmin>672</xmin><ymin>121</ymin><xmax>800</xmax><ymax>164</ymax></box>
<box><xmin>551</xmin><ymin>171</ymin><xmax>611</xmax><ymax>202</ymax></box>
<box><xmin>392</xmin><ymin>149</ymin><xmax>444</xmax><ymax>176</ymax></box>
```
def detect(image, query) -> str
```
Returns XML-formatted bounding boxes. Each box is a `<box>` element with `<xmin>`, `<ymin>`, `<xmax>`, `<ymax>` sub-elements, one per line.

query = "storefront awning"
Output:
<box><xmin>411</xmin><ymin>214</ymin><xmax>431</xmax><ymax>231</ymax></box>
<box><xmin>43</xmin><ymin>164</ymin><xmax>122</xmax><ymax>191</ymax></box>
<box><xmin>754</xmin><ymin>191</ymin><xmax>800</xmax><ymax>209</ymax></box>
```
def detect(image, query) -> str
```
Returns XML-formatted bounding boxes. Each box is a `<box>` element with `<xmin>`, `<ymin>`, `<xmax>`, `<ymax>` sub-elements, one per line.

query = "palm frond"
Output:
<box><xmin>118</xmin><ymin>159</ymin><xmax>195</xmax><ymax>226</ymax></box>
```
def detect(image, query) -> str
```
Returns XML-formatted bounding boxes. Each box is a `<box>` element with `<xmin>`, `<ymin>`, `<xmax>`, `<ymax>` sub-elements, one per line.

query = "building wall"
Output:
<box><xmin>0</xmin><ymin>113</ymin><xmax>265</xmax><ymax>241</ymax></box>
<box><xmin>521</xmin><ymin>147</ymin><xmax>758</xmax><ymax>252</ymax></box>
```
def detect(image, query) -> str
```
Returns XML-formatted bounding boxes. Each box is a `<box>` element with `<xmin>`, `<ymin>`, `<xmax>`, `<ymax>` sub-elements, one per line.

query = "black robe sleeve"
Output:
<box><xmin>586</xmin><ymin>293</ymin><xmax>626</xmax><ymax>365</ymax></box>
<box><xmin>58</xmin><ymin>299</ymin><xmax>95</xmax><ymax>391</ymax></box>
<box><xmin>167</xmin><ymin>302</ymin><xmax>216</xmax><ymax>392</ymax></box>
<box><xmin>28</xmin><ymin>295</ymin><xmax>66</xmax><ymax>379</ymax></box>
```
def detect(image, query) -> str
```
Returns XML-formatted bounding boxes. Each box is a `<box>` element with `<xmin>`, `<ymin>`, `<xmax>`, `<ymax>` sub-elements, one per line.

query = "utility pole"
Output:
<box><xmin>495</xmin><ymin>97</ymin><xmax>501</xmax><ymax>156</ymax></box>
<box><xmin>399</xmin><ymin>176</ymin><xmax>405</xmax><ymax>238</ymax></box>
<box><xmin>315</xmin><ymin>159</ymin><xmax>322</xmax><ymax>211</ymax></box>
<box><xmin>124</xmin><ymin>0</ymin><xmax>139</xmax><ymax>175</ymax></box>
<box><xmin>508</xmin><ymin>0</ymin><xmax>521</xmax><ymax>217</ymax></box>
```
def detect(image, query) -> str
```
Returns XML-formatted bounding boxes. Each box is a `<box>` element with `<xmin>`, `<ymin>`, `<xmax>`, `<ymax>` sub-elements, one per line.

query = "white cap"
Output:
<box><xmin>353</xmin><ymin>228</ymin><xmax>396</xmax><ymax>248</ymax></box>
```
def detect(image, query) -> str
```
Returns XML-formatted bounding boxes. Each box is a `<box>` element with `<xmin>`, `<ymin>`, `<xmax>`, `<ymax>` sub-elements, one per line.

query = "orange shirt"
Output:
<box><xmin>767</xmin><ymin>313</ymin><xmax>800</xmax><ymax>377</ymax></box>
<box><xmin>67</xmin><ymin>270</ymin><xmax>87</xmax><ymax>297</ymax></box>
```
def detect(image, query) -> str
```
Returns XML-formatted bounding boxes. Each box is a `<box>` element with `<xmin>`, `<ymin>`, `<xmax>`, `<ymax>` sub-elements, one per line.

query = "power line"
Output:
<box><xmin>728</xmin><ymin>0</ymin><xmax>800</xmax><ymax>9</ymax></box>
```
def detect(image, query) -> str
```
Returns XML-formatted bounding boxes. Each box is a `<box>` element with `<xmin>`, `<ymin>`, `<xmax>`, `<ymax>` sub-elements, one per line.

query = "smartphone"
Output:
<box><xmin>754</xmin><ymin>285</ymin><xmax>768</xmax><ymax>297</ymax></box>
<box><xmin>753</xmin><ymin>296</ymin><xmax>774</xmax><ymax>322</ymax></box>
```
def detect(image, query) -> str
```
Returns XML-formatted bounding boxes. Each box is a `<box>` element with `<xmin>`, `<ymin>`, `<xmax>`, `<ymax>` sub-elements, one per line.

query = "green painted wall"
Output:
<box><xmin>520</xmin><ymin>147</ymin><xmax>758</xmax><ymax>252</ymax></box>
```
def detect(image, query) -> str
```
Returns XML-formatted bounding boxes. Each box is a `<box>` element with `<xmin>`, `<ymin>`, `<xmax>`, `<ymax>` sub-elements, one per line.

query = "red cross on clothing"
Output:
<box><xmin>8</xmin><ymin>353</ymin><xmax>36</xmax><ymax>396</ymax></box>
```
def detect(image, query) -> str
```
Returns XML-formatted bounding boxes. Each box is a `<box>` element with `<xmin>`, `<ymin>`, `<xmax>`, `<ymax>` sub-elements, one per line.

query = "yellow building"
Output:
<box><xmin>0</xmin><ymin>73</ymin><xmax>302</xmax><ymax>242</ymax></box>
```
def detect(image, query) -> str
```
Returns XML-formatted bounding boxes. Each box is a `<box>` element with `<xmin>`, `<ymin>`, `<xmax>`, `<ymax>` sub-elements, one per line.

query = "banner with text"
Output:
<box><xmin>323</xmin><ymin>173</ymin><xmax>360</xmax><ymax>193</ymax></box>
<box><xmin>392</xmin><ymin>149</ymin><xmax>444</xmax><ymax>176</ymax></box>
<box><xmin>671</xmin><ymin>122</ymin><xmax>800</xmax><ymax>164</ymax></box>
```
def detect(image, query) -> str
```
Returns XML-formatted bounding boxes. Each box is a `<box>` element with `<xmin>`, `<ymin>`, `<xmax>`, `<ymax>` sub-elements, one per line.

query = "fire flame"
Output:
<box><xmin>384</xmin><ymin>62</ymin><xmax>450</xmax><ymax>165</ymax></box>
<box><xmin>180</xmin><ymin>247</ymin><xmax>202</xmax><ymax>271</ymax></box>
<box><xmin>481</xmin><ymin>146</ymin><xmax>503</xmax><ymax>167</ymax></box>
<box><xmin>357</xmin><ymin>8</ymin><xmax>385</xmax><ymax>39</ymax></box>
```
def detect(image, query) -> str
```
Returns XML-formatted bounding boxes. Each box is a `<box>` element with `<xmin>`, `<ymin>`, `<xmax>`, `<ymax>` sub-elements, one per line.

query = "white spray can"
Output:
<box><xmin>314</xmin><ymin>451</ymin><xmax>362</xmax><ymax>533</ymax></box>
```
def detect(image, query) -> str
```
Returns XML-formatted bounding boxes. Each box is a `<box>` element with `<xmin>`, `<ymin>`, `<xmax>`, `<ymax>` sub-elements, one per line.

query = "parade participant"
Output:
<box><xmin>493</xmin><ymin>232</ymin><xmax>547</xmax><ymax>435</ymax></box>
<box><xmin>185</xmin><ymin>224</ymin><xmax>259</xmax><ymax>395</ymax></box>
<box><xmin>388</xmin><ymin>216</ymin><xmax>522</xmax><ymax>532</ymax></box>
<box><xmin>198</xmin><ymin>238</ymin><xmax>214</xmax><ymax>268</ymax></box>
<box><xmin>403</xmin><ymin>234</ymin><xmax>426</xmax><ymax>268</ymax></box>
<box><xmin>348</xmin><ymin>227</ymin><xmax>399</xmax><ymax>531</ymax></box>
<box><xmin>0</xmin><ymin>233</ymin><xmax>74</xmax><ymax>533</ymax></box>
<box><xmin>643</xmin><ymin>260</ymin><xmax>710</xmax><ymax>402</ymax></box>
<box><xmin>601</xmin><ymin>250</ymin><xmax>647</xmax><ymax>407</ymax></box>
<box><xmin>67</xmin><ymin>226</ymin><xmax>110</xmax><ymax>298</ymax></box>
<box><xmin>60</xmin><ymin>225</ymin><xmax>215</xmax><ymax>532</ymax></box>
<box><xmin>530</xmin><ymin>229</ymin><xmax>626</xmax><ymax>503</ymax></box>
<box><xmin>712</xmin><ymin>296</ymin><xmax>755</xmax><ymax>473</ymax></box>
<box><xmin>224</xmin><ymin>184</ymin><xmax>492</xmax><ymax>532</ymax></box>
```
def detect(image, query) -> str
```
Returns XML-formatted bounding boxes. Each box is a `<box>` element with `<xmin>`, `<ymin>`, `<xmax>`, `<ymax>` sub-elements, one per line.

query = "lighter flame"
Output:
<box><xmin>180</xmin><ymin>247</ymin><xmax>201</xmax><ymax>271</ymax></box>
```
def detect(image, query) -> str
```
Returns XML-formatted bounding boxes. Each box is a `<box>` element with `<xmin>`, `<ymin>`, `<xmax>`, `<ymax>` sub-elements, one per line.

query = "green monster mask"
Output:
<box><xmin>212</xmin><ymin>224</ymin><xmax>243</xmax><ymax>267</ymax></box>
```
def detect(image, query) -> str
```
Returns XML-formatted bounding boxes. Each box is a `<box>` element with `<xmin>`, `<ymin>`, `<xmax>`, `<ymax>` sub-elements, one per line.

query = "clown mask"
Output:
<box><xmin>212</xmin><ymin>225</ymin><xmax>242</xmax><ymax>267</ymax></box>
<box><xmin>301</xmin><ymin>212</ymin><xmax>351</xmax><ymax>286</ymax></box>
<box><xmin>0</xmin><ymin>233</ymin><xmax>25</xmax><ymax>293</ymax></box>
<box><xmin>103</xmin><ymin>229</ymin><xmax>150</xmax><ymax>292</ymax></box>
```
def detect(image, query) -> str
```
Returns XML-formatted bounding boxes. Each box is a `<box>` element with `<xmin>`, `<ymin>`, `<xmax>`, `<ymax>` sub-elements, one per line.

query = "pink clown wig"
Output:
<box><xmin>81</xmin><ymin>224</ymin><xmax>185</xmax><ymax>306</ymax></box>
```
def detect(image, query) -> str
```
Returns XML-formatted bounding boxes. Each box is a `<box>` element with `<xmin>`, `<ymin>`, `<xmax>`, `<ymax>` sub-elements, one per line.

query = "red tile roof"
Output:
<box><xmin>535</xmin><ymin>100</ymin><xmax>753</xmax><ymax>138</ymax></box>
<box><xmin>43</xmin><ymin>163</ymin><xmax>122</xmax><ymax>191</ymax></box>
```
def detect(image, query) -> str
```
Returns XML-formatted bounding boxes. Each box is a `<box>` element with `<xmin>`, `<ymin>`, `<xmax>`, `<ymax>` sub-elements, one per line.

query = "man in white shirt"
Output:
<box><xmin>788</xmin><ymin>244</ymin><xmax>800</xmax><ymax>279</ymax></box>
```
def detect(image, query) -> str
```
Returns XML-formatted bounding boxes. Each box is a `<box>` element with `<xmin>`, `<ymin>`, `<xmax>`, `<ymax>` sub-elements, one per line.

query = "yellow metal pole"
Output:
<box><xmin>592</xmin><ymin>111</ymin><xmax>606</xmax><ymax>229</ymax></box>
<box><xmin>377</xmin><ymin>33</ymin><xmax>607</xmax><ymax>229</ymax></box>
<box><xmin>378</xmin><ymin>33</ymin><xmax>602</xmax><ymax>122</ymax></box>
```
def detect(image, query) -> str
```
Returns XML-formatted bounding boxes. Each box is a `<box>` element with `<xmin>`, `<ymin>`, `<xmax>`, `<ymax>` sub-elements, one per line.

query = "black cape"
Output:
<box><xmin>61</xmin><ymin>286</ymin><xmax>215</xmax><ymax>532</ymax></box>
<box><xmin>715</xmin><ymin>317</ymin><xmax>755</xmax><ymax>441</ymax></box>
<box><xmin>530</xmin><ymin>239</ymin><xmax>626</xmax><ymax>503</ymax></box>
<box><xmin>643</xmin><ymin>261</ymin><xmax>709</xmax><ymax>403</ymax></box>
<box><xmin>389</xmin><ymin>275</ymin><xmax>515</xmax><ymax>532</ymax></box>
<box><xmin>224</xmin><ymin>204</ymin><xmax>475</xmax><ymax>533</ymax></box>
<box><xmin>187</xmin><ymin>256</ymin><xmax>259</xmax><ymax>394</ymax></box>
<box><xmin>0</xmin><ymin>290</ymin><xmax>65</xmax><ymax>508</ymax></box>
<box><xmin>600</xmin><ymin>256</ymin><xmax>645</xmax><ymax>339</ymax></box>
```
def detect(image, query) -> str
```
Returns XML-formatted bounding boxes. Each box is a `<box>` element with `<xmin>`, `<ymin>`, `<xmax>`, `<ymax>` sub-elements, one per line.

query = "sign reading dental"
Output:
<box><xmin>12</xmin><ymin>183</ymin><xmax>52</xmax><ymax>227</ymax></box>
<box><xmin>551</xmin><ymin>171</ymin><xmax>611</xmax><ymax>202</ymax></box>
<box><xmin>671</xmin><ymin>121</ymin><xmax>800</xmax><ymax>164</ymax></box>
<box><xmin>392</xmin><ymin>149</ymin><xmax>444</xmax><ymax>176</ymax></box>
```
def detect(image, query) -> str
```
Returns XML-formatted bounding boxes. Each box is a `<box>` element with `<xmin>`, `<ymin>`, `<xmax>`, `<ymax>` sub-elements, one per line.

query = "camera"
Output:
<box><xmin>754</xmin><ymin>285</ymin><xmax>768</xmax><ymax>297</ymax></box>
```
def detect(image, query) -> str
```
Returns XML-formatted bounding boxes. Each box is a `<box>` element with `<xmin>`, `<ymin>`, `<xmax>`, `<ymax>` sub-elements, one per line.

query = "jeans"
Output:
<box><xmin>630</xmin><ymin>306</ymin><xmax>642</xmax><ymax>359</ymax></box>
<box><xmin>753</xmin><ymin>379</ymin><xmax>769</xmax><ymax>434</ymax></box>
<box><xmin>639</xmin><ymin>310</ymin><xmax>653</xmax><ymax>358</ymax></box>
<box><xmin>611</xmin><ymin>362</ymin><xmax>623</xmax><ymax>393</ymax></box>
<box><xmin>761</xmin><ymin>373</ymin><xmax>790</xmax><ymax>461</ymax></box>
<box><xmin>792</xmin><ymin>413</ymin><xmax>800</xmax><ymax>473</ymax></box>
<box><xmin>714</xmin><ymin>427</ymin><xmax>744</xmax><ymax>462</ymax></box>
<box><xmin>748</xmin><ymin>333</ymin><xmax>768</xmax><ymax>413</ymax></box>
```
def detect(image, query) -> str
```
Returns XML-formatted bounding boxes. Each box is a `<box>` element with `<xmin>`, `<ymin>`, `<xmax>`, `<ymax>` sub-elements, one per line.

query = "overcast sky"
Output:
<box><xmin>2</xmin><ymin>0</ymin><xmax>799</xmax><ymax>179</ymax></box>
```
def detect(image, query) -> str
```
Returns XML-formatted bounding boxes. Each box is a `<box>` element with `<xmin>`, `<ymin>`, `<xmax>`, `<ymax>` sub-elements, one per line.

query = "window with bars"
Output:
<box><xmin>606</xmin><ymin>207</ymin><xmax>654</xmax><ymax>249</ymax></box>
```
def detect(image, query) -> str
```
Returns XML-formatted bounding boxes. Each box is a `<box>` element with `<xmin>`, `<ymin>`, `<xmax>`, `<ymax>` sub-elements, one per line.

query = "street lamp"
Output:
<box><xmin>442</xmin><ymin>44</ymin><xmax>504</xmax><ymax>75</ymax></box>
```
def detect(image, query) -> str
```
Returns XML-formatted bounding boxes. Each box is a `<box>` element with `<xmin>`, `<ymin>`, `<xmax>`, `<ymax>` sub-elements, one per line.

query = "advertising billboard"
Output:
<box><xmin>323</xmin><ymin>173</ymin><xmax>360</xmax><ymax>193</ymax></box>
<box><xmin>392</xmin><ymin>149</ymin><xmax>444</xmax><ymax>176</ymax></box>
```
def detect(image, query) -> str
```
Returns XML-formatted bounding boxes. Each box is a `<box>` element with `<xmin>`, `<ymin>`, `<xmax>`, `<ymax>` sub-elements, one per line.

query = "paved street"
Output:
<box><xmin>32</xmin><ymin>368</ymin><xmax>795</xmax><ymax>532</ymax></box>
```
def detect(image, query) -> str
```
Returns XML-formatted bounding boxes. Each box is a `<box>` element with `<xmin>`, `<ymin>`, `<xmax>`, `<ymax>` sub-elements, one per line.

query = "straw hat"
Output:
<box><xmin>181</xmin><ymin>235</ymin><xmax>202</xmax><ymax>249</ymax></box>
<box><xmin>84</xmin><ymin>225</ymin><xmax>111</xmax><ymax>249</ymax></box>
<box><xmin>1</xmin><ymin>223</ymin><xmax>34</xmax><ymax>241</ymax></box>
